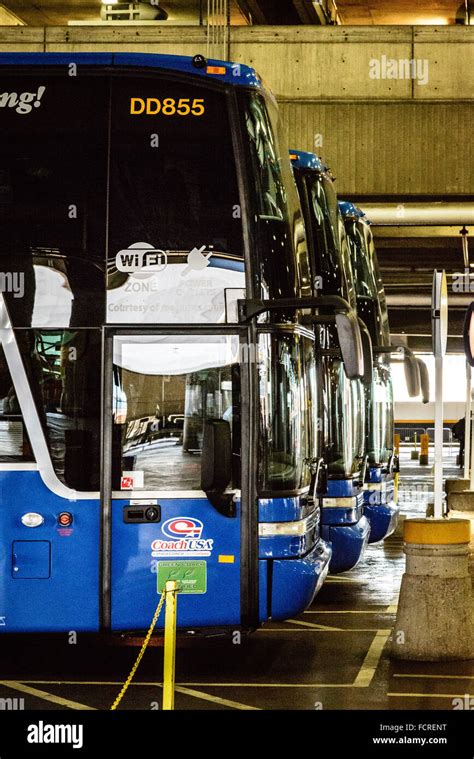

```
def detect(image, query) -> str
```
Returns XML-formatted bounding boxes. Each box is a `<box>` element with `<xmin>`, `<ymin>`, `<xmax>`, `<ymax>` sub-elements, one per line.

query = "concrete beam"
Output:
<box><xmin>0</xmin><ymin>25</ymin><xmax>472</xmax><ymax>196</ymax></box>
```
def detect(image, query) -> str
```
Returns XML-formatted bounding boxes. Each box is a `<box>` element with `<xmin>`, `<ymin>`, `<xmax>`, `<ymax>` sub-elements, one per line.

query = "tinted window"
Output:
<box><xmin>241</xmin><ymin>91</ymin><xmax>309</xmax><ymax>301</ymax></box>
<box><xmin>0</xmin><ymin>345</ymin><xmax>33</xmax><ymax>462</ymax></box>
<box><xmin>107</xmin><ymin>75</ymin><xmax>244</xmax><ymax>324</ymax></box>
<box><xmin>345</xmin><ymin>219</ymin><xmax>390</xmax><ymax>345</ymax></box>
<box><xmin>302</xmin><ymin>172</ymin><xmax>354</xmax><ymax>305</ymax></box>
<box><xmin>259</xmin><ymin>331</ymin><xmax>316</xmax><ymax>492</ymax></box>
<box><xmin>324</xmin><ymin>358</ymin><xmax>364</xmax><ymax>476</ymax></box>
<box><xmin>17</xmin><ymin>329</ymin><xmax>101</xmax><ymax>489</ymax></box>
<box><xmin>0</xmin><ymin>72</ymin><xmax>107</xmax><ymax>327</ymax></box>
<box><xmin>367</xmin><ymin>367</ymin><xmax>393</xmax><ymax>466</ymax></box>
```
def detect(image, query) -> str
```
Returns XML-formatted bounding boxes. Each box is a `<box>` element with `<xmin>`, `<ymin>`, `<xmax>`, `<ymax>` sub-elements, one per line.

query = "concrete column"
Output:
<box><xmin>448</xmin><ymin>490</ymin><xmax>474</xmax><ymax>586</ymax></box>
<box><xmin>391</xmin><ymin>518</ymin><xmax>474</xmax><ymax>661</ymax></box>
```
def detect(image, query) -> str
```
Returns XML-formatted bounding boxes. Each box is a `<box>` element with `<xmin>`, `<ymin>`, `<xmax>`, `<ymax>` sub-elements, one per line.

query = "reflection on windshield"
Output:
<box><xmin>18</xmin><ymin>329</ymin><xmax>101</xmax><ymax>489</ymax></box>
<box><xmin>258</xmin><ymin>331</ymin><xmax>316</xmax><ymax>492</ymax></box>
<box><xmin>112</xmin><ymin>335</ymin><xmax>240</xmax><ymax>492</ymax></box>
<box><xmin>367</xmin><ymin>368</ymin><xmax>393</xmax><ymax>466</ymax></box>
<box><xmin>325</xmin><ymin>359</ymin><xmax>365</xmax><ymax>476</ymax></box>
<box><xmin>303</xmin><ymin>173</ymin><xmax>355</xmax><ymax>305</ymax></box>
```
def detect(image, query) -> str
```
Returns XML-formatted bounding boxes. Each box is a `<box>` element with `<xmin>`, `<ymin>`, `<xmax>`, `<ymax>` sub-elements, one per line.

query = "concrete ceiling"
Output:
<box><xmin>337</xmin><ymin>0</ymin><xmax>464</xmax><ymax>25</ymax></box>
<box><xmin>372</xmin><ymin>230</ymin><xmax>472</xmax><ymax>350</ymax></box>
<box><xmin>1</xmin><ymin>0</ymin><xmax>468</xmax><ymax>26</ymax></box>
<box><xmin>0</xmin><ymin>1</ymin><xmax>248</xmax><ymax>26</ymax></box>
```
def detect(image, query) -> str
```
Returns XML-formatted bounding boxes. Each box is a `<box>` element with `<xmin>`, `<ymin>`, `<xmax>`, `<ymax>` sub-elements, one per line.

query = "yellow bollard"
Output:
<box><xmin>419</xmin><ymin>433</ymin><xmax>429</xmax><ymax>466</ymax></box>
<box><xmin>162</xmin><ymin>580</ymin><xmax>178</xmax><ymax>710</ymax></box>
<box><xmin>394</xmin><ymin>433</ymin><xmax>400</xmax><ymax>456</ymax></box>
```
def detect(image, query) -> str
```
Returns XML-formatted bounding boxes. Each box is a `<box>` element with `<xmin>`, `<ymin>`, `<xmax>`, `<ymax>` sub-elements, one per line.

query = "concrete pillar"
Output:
<box><xmin>448</xmin><ymin>490</ymin><xmax>474</xmax><ymax>586</ymax></box>
<box><xmin>445</xmin><ymin>478</ymin><xmax>470</xmax><ymax>496</ymax></box>
<box><xmin>391</xmin><ymin>518</ymin><xmax>474</xmax><ymax>661</ymax></box>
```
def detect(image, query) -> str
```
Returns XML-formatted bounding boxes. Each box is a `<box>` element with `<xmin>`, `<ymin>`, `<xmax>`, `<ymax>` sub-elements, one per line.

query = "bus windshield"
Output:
<box><xmin>240</xmin><ymin>91</ymin><xmax>310</xmax><ymax>301</ymax></box>
<box><xmin>303</xmin><ymin>172</ymin><xmax>354</xmax><ymax>306</ymax></box>
<box><xmin>324</xmin><ymin>359</ymin><xmax>364</xmax><ymax>476</ymax></box>
<box><xmin>0</xmin><ymin>70</ymin><xmax>245</xmax><ymax>327</ymax></box>
<box><xmin>258</xmin><ymin>330</ymin><xmax>316</xmax><ymax>493</ymax></box>
<box><xmin>367</xmin><ymin>368</ymin><xmax>394</xmax><ymax>466</ymax></box>
<box><xmin>108</xmin><ymin>74</ymin><xmax>245</xmax><ymax>324</ymax></box>
<box><xmin>345</xmin><ymin>219</ymin><xmax>390</xmax><ymax>344</ymax></box>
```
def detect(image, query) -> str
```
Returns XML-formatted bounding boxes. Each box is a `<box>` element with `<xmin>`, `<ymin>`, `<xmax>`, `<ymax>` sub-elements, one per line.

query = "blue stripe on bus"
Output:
<box><xmin>0</xmin><ymin>52</ymin><xmax>262</xmax><ymax>89</ymax></box>
<box><xmin>325</xmin><ymin>478</ymin><xmax>360</xmax><ymax>498</ymax></box>
<box><xmin>289</xmin><ymin>148</ymin><xmax>327</xmax><ymax>172</ymax></box>
<box><xmin>258</xmin><ymin>496</ymin><xmax>302</xmax><ymax>522</ymax></box>
<box><xmin>368</xmin><ymin>466</ymin><xmax>383</xmax><ymax>483</ymax></box>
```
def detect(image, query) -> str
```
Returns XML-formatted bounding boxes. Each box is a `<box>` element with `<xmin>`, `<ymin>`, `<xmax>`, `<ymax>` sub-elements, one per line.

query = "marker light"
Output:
<box><xmin>206</xmin><ymin>66</ymin><xmax>226</xmax><ymax>75</ymax></box>
<box><xmin>58</xmin><ymin>512</ymin><xmax>73</xmax><ymax>527</ymax></box>
<box><xmin>21</xmin><ymin>512</ymin><xmax>44</xmax><ymax>528</ymax></box>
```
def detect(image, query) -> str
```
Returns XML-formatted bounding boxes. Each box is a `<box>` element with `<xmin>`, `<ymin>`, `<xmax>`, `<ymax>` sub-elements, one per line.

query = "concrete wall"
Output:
<box><xmin>395</xmin><ymin>401</ymin><xmax>465</xmax><ymax>424</ymax></box>
<box><xmin>0</xmin><ymin>25</ymin><xmax>473</xmax><ymax>196</ymax></box>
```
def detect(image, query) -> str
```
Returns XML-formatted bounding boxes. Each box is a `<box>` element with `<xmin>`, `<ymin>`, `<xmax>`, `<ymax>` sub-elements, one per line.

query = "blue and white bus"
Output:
<box><xmin>290</xmin><ymin>150</ymin><xmax>370</xmax><ymax>572</ymax></box>
<box><xmin>0</xmin><ymin>53</ymin><xmax>371</xmax><ymax>634</ymax></box>
<box><xmin>338</xmin><ymin>201</ymin><xmax>400</xmax><ymax>542</ymax></box>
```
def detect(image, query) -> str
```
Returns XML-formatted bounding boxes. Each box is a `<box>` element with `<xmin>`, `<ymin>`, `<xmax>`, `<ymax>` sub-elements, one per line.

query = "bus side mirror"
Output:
<box><xmin>201</xmin><ymin>419</ymin><xmax>236</xmax><ymax>517</ymax></box>
<box><xmin>403</xmin><ymin>350</ymin><xmax>421</xmax><ymax>398</ymax></box>
<box><xmin>463</xmin><ymin>301</ymin><xmax>474</xmax><ymax>366</ymax></box>
<box><xmin>336</xmin><ymin>310</ymin><xmax>364</xmax><ymax>380</ymax></box>
<box><xmin>358</xmin><ymin>319</ymin><xmax>374</xmax><ymax>386</ymax></box>
<box><xmin>374</xmin><ymin>343</ymin><xmax>421</xmax><ymax>397</ymax></box>
<box><xmin>416</xmin><ymin>358</ymin><xmax>430</xmax><ymax>404</ymax></box>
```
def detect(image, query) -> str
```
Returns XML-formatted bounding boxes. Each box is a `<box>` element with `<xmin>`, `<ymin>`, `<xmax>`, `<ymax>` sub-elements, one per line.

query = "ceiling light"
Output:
<box><xmin>413</xmin><ymin>17</ymin><xmax>449</xmax><ymax>25</ymax></box>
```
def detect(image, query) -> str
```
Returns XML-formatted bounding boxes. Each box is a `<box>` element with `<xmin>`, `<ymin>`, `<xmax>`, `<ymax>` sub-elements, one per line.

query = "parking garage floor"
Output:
<box><xmin>0</xmin><ymin>448</ymin><xmax>471</xmax><ymax>712</ymax></box>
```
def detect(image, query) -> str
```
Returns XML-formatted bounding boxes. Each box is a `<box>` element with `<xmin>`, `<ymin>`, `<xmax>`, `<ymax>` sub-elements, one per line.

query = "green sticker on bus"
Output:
<box><xmin>157</xmin><ymin>560</ymin><xmax>207</xmax><ymax>594</ymax></box>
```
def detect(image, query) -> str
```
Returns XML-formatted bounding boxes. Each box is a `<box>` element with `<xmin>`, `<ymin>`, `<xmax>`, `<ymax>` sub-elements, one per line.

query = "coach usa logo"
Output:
<box><xmin>162</xmin><ymin>517</ymin><xmax>204</xmax><ymax>540</ymax></box>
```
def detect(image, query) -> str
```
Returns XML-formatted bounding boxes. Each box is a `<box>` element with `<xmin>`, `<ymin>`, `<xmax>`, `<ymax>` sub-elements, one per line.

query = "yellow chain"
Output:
<box><xmin>110</xmin><ymin>589</ymin><xmax>166</xmax><ymax>710</ymax></box>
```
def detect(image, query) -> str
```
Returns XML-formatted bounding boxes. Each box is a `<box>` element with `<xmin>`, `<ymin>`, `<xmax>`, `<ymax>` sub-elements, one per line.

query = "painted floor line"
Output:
<box><xmin>0</xmin><ymin>681</ymin><xmax>96</xmax><ymax>710</ymax></box>
<box><xmin>12</xmin><ymin>679</ymin><xmax>355</xmax><ymax>689</ymax></box>
<box><xmin>387</xmin><ymin>692</ymin><xmax>464</xmax><ymax>700</ymax></box>
<box><xmin>257</xmin><ymin>628</ymin><xmax>390</xmax><ymax>633</ymax></box>
<box><xmin>304</xmin><ymin>610</ymin><xmax>394</xmax><ymax>615</ymax></box>
<box><xmin>352</xmin><ymin>630</ymin><xmax>391</xmax><ymax>688</ymax></box>
<box><xmin>287</xmin><ymin>618</ymin><xmax>342</xmax><ymax>631</ymax></box>
<box><xmin>394</xmin><ymin>673</ymin><xmax>474</xmax><ymax>681</ymax></box>
<box><xmin>174</xmin><ymin>685</ymin><xmax>260</xmax><ymax>710</ymax></box>
<box><xmin>178</xmin><ymin>682</ymin><xmax>355</xmax><ymax>689</ymax></box>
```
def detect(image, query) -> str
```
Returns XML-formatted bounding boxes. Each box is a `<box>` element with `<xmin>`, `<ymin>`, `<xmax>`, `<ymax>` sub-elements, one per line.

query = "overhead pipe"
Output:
<box><xmin>357</xmin><ymin>203</ymin><xmax>474</xmax><ymax>226</ymax></box>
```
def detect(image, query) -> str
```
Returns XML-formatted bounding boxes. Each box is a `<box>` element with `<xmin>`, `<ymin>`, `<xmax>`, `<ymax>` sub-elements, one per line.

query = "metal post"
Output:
<box><xmin>470</xmin><ymin>394</ymin><xmax>474</xmax><ymax>491</ymax></box>
<box><xmin>464</xmin><ymin>361</ymin><xmax>471</xmax><ymax>479</ymax></box>
<box><xmin>434</xmin><ymin>354</ymin><xmax>444</xmax><ymax>517</ymax></box>
<box><xmin>162</xmin><ymin>580</ymin><xmax>178</xmax><ymax>710</ymax></box>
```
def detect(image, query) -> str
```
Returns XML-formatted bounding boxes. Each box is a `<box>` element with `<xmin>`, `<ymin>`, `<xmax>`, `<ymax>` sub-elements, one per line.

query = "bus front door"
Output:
<box><xmin>103</xmin><ymin>331</ymin><xmax>255</xmax><ymax>632</ymax></box>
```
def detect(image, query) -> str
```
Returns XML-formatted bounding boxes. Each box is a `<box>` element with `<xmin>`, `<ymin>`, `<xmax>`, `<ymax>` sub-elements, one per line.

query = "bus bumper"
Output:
<box><xmin>264</xmin><ymin>538</ymin><xmax>332</xmax><ymax>621</ymax></box>
<box><xmin>321</xmin><ymin>515</ymin><xmax>371</xmax><ymax>574</ymax></box>
<box><xmin>364</xmin><ymin>500</ymin><xmax>399</xmax><ymax>543</ymax></box>
<box><xmin>364</xmin><ymin>475</ymin><xmax>399</xmax><ymax>543</ymax></box>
